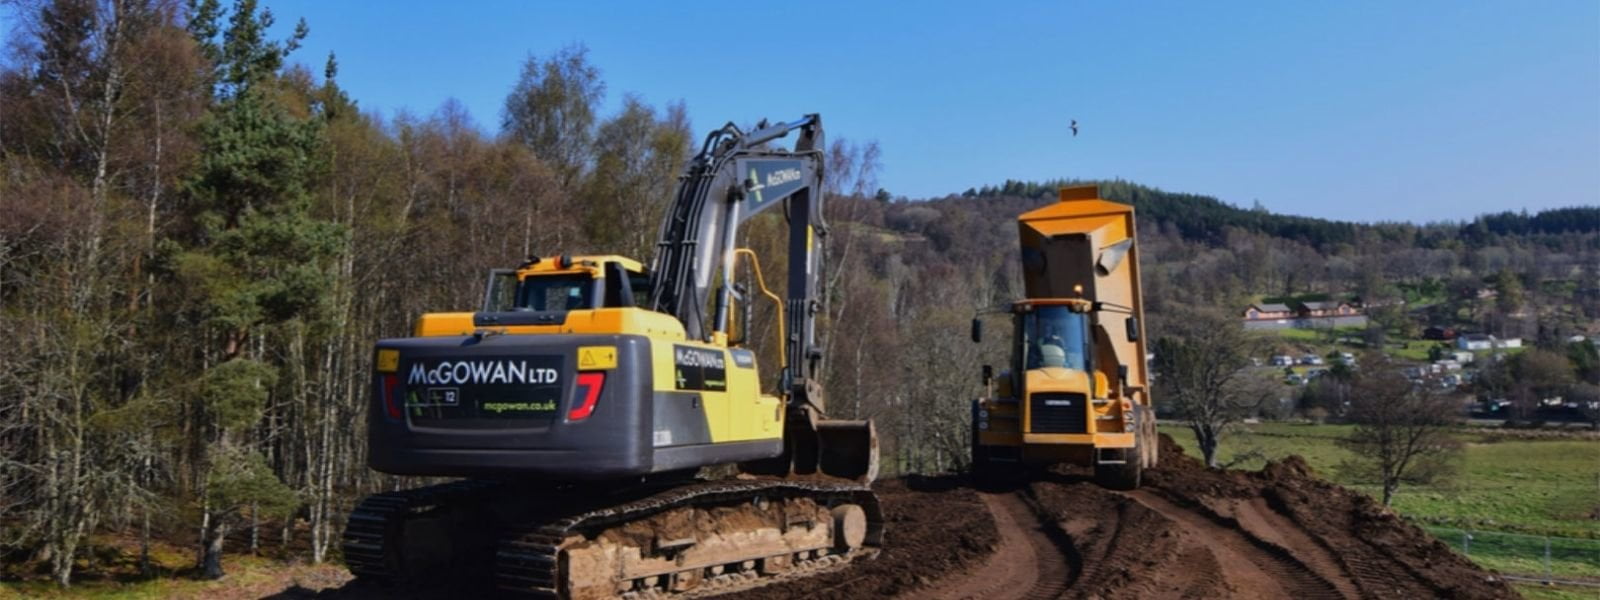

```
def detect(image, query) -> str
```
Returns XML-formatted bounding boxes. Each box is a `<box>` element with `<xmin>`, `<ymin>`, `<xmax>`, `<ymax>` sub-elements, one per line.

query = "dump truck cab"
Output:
<box><xmin>976</xmin><ymin>298</ymin><xmax>1139</xmax><ymax>465</ymax></box>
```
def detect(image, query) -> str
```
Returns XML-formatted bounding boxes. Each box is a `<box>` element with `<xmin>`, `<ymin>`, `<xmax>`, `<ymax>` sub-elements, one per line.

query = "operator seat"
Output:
<box><xmin>1039</xmin><ymin>343</ymin><xmax>1067</xmax><ymax>368</ymax></box>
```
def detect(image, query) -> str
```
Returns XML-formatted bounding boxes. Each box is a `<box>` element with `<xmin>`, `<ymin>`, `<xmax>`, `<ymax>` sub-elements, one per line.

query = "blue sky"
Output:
<box><xmin>9</xmin><ymin>1</ymin><xmax>1599</xmax><ymax>222</ymax></box>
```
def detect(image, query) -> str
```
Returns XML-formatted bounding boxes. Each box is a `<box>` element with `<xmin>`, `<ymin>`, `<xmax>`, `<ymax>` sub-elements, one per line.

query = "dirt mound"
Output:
<box><xmin>1080</xmin><ymin>435</ymin><xmax>1514</xmax><ymax>598</ymax></box>
<box><xmin>1248</xmin><ymin>458</ymin><xmax>1514</xmax><ymax>598</ymax></box>
<box><xmin>839</xmin><ymin>433</ymin><xmax>1517</xmax><ymax>600</ymax></box>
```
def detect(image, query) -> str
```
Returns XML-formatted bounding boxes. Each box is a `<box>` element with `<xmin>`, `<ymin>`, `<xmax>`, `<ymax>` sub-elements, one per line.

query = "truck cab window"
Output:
<box><xmin>1024</xmin><ymin>306</ymin><xmax>1088</xmax><ymax>371</ymax></box>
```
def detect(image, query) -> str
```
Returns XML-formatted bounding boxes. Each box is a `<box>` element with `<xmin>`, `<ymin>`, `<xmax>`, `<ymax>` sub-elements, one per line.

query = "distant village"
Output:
<box><xmin>1242</xmin><ymin>299</ymin><xmax>1367</xmax><ymax>330</ymax></box>
<box><xmin>1236</xmin><ymin>293</ymin><xmax>1600</xmax><ymax>423</ymax></box>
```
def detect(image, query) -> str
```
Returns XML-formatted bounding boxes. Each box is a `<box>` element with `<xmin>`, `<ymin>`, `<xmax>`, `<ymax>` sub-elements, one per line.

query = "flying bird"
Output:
<box><xmin>1070</xmin><ymin>119</ymin><xmax>1078</xmax><ymax>137</ymax></box>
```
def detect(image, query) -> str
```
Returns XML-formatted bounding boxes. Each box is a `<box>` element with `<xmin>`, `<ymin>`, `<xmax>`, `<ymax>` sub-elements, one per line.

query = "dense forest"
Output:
<box><xmin>1</xmin><ymin>0</ymin><xmax>1596</xmax><ymax>587</ymax></box>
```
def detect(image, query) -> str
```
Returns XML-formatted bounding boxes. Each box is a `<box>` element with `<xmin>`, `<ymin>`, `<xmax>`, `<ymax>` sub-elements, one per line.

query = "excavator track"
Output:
<box><xmin>341</xmin><ymin>479</ymin><xmax>507</xmax><ymax>582</ymax></box>
<box><xmin>342</xmin><ymin>478</ymin><xmax>882</xmax><ymax>599</ymax></box>
<box><xmin>496</xmin><ymin>478</ymin><xmax>884</xmax><ymax>599</ymax></box>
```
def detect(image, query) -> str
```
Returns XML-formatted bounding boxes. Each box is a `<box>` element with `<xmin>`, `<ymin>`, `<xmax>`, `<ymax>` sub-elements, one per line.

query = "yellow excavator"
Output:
<box><xmin>970</xmin><ymin>185</ymin><xmax>1156</xmax><ymax>489</ymax></box>
<box><xmin>343</xmin><ymin>114</ymin><xmax>882</xmax><ymax>598</ymax></box>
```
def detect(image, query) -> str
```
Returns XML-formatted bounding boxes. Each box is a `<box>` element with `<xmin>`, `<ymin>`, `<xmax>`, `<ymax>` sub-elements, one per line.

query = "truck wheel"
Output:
<box><xmin>1095</xmin><ymin>432</ymin><xmax>1142</xmax><ymax>491</ymax></box>
<box><xmin>970</xmin><ymin>401</ymin><xmax>991</xmax><ymax>485</ymax></box>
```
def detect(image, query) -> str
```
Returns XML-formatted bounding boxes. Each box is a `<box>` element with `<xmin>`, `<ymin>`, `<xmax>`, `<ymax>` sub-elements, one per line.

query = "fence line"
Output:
<box><xmin>1423</xmin><ymin>525</ymin><xmax>1600</xmax><ymax>586</ymax></box>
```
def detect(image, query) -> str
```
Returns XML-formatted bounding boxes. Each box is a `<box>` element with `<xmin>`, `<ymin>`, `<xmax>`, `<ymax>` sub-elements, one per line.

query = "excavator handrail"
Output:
<box><xmin>734</xmin><ymin>248</ymin><xmax>786</xmax><ymax>370</ymax></box>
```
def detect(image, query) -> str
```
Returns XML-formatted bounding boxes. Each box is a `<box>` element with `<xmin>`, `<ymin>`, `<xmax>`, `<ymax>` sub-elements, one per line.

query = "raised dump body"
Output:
<box><xmin>971</xmin><ymin>185</ymin><xmax>1155</xmax><ymax>489</ymax></box>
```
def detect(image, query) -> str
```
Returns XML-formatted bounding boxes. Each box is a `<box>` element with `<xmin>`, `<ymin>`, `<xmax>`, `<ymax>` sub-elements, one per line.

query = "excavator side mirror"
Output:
<box><xmin>982</xmin><ymin>365</ymin><xmax>993</xmax><ymax>386</ymax></box>
<box><xmin>970</xmin><ymin>318</ymin><xmax>983</xmax><ymax>344</ymax></box>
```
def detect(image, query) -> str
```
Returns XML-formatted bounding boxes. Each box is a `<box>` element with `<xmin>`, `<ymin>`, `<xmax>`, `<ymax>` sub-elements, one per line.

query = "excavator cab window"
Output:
<box><xmin>1023</xmin><ymin>306</ymin><xmax>1089</xmax><ymax>371</ymax></box>
<box><xmin>515</xmin><ymin>274</ymin><xmax>594</xmax><ymax>311</ymax></box>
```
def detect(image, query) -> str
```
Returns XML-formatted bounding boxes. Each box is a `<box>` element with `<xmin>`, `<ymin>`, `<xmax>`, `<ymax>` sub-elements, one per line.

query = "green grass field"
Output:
<box><xmin>0</xmin><ymin>548</ymin><xmax>349</xmax><ymax>599</ymax></box>
<box><xmin>1515</xmin><ymin>582</ymin><xmax>1600</xmax><ymax>600</ymax></box>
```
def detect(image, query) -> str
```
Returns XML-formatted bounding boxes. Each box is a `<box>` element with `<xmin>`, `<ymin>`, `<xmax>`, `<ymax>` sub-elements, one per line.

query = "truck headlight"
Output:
<box><xmin>978</xmin><ymin>409</ymin><xmax>989</xmax><ymax>419</ymax></box>
<box><xmin>978</xmin><ymin>420</ymin><xmax>989</xmax><ymax>431</ymax></box>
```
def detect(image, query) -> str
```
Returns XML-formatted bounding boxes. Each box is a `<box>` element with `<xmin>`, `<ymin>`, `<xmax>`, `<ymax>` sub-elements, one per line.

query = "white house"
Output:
<box><xmin>1494</xmin><ymin>337</ymin><xmax>1523</xmax><ymax>349</ymax></box>
<box><xmin>1457</xmin><ymin>334</ymin><xmax>1523</xmax><ymax>351</ymax></box>
<box><xmin>1457</xmin><ymin>334</ymin><xmax>1493</xmax><ymax>351</ymax></box>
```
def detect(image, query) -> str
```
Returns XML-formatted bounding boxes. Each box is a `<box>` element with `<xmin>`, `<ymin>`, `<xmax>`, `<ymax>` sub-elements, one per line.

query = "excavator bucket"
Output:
<box><xmin>817</xmin><ymin>420</ymin><xmax>879</xmax><ymax>484</ymax></box>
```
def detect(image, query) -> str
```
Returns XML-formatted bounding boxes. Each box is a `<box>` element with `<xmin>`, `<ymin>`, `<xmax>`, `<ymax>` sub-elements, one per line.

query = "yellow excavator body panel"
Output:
<box><xmin>409</xmin><ymin>257</ymin><xmax>782</xmax><ymax>447</ymax></box>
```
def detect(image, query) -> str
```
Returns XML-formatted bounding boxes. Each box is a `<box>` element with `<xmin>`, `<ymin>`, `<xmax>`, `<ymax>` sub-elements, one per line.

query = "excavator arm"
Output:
<box><xmin>647</xmin><ymin>114</ymin><xmax>828</xmax><ymax>409</ymax></box>
<box><xmin>647</xmin><ymin>114</ymin><xmax>874</xmax><ymax>481</ymax></box>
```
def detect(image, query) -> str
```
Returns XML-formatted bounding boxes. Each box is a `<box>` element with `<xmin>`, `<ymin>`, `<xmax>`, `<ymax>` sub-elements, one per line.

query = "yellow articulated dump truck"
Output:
<box><xmin>970</xmin><ymin>185</ymin><xmax>1155</xmax><ymax>489</ymax></box>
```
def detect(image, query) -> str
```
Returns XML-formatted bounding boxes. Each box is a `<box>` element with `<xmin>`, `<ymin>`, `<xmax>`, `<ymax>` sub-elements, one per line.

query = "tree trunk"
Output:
<box><xmin>1194</xmin><ymin>425</ymin><xmax>1220</xmax><ymax>468</ymax></box>
<box><xmin>200</xmin><ymin>518</ymin><xmax>228</xmax><ymax>580</ymax></box>
<box><xmin>249</xmin><ymin>501</ymin><xmax>259</xmax><ymax>555</ymax></box>
<box><xmin>139</xmin><ymin>507</ymin><xmax>153</xmax><ymax>578</ymax></box>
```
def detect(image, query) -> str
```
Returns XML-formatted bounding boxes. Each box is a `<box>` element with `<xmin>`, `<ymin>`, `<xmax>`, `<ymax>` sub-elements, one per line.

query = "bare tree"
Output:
<box><xmin>1152</xmin><ymin>308</ymin><xmax>1275</xmax><ymax>468</ymax></box>
<box><xmin>1337</xmin><ymin>353</ymin><xmax>1463</xmax><ymax>506</ymax></box>
<box><xmin>502</xmin><ymin>43</ymin><xmax>604</xmax><ymax>191</ymax></box>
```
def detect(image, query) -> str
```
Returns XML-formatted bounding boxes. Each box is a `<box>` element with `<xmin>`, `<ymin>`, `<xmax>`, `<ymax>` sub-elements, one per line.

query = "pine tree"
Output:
<box><xmin>174</xmin><ymin>0</ymin><xmax>340</xmax><ymax>579</ymax></box>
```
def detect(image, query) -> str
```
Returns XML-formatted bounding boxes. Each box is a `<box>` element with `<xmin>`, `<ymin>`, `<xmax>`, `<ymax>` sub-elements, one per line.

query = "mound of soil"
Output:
<box><xmin>1018</xmin><ymin>435</ymin><xmax>1518</xmax><ymax>599</ymax></box>
<box><xmin>1251</xmin><ymin>454</ymin><xmax>1515</xmax><ymax>598</ymax></box>
<box><xmin>858</xmin><ymin>435</ymin><xmax>1516</xmax><ymax>600</ymax></box>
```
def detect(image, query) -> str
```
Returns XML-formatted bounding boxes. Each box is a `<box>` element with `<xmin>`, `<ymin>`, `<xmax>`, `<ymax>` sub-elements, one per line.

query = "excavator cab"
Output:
<box><xmin>484</xmin><ymin>256</ymin><xmax>652</xmax><ymax>313</ymax></box>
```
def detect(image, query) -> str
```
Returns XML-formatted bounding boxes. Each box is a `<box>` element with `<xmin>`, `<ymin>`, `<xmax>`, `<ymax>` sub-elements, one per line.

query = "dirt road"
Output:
<box><xmin>919</xmin><ymin>491</ymin><xmax>1074</xmax><ymax>600</ymax></box>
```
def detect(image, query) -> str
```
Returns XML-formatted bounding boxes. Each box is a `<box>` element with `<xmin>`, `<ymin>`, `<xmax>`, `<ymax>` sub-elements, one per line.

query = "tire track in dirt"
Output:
<box><xmin>1126</xmin><ymin>489</ymin><xmax>1345</xmax><ymax>600</ymax></box>
<box><xmin>917</xmin><ymin>491</ymin><xmax>1075</xmax><ymax>600</ymax></box>
<box><xmin>1233</xmin><ymin>497</ymin><xmax>1363</xmax><ymax>599</ymax></box>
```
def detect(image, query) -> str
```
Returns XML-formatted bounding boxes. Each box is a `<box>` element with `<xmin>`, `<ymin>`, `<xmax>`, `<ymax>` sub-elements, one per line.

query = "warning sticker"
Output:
<box><xmin>577</xmin><ymin>346</ymin><xmax>617</xmax><ymax>370</ymax></box>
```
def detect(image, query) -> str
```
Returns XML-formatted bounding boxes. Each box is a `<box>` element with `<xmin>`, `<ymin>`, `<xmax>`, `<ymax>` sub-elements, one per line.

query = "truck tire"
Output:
<box><xmin>970</xmin><ymin>400</ymin><xmax>992</xmax><ymax>485</ymax></box>
<box><xmin>1095</xmin><ymin>408</ymin><xmax>1144</xmax><ymax>490</ymax></box>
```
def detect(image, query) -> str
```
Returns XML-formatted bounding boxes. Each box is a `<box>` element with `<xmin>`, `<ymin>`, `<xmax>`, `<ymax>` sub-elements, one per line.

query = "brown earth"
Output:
<box><xmin>735</xmin><ymin>434</ymin><xmax>1519</xmax><ymax>600</ymax></box>
<box><xmin>268</xmin><ymin>476</ymin><xmax>999</xmax><ymax>600</ymax></box>
<box><xmin>714</xmin><ymin>476</ymin><xmax>1000</xmax><ymax>600</ymax></box>
<box><xmin>10</xmin><ymin>436</ymin><xmax>1521</xmax><ymax>599</ymax></box>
